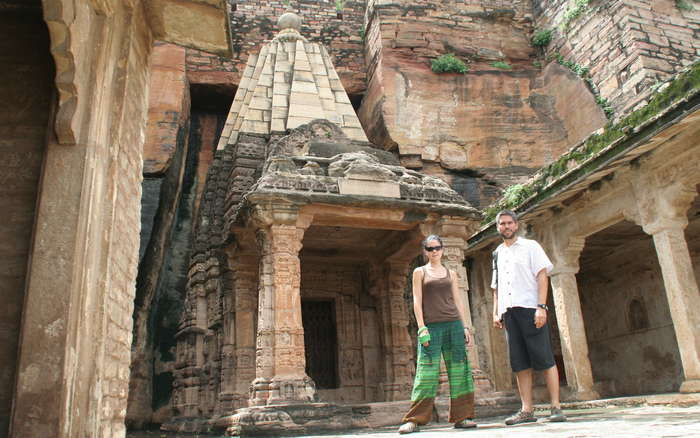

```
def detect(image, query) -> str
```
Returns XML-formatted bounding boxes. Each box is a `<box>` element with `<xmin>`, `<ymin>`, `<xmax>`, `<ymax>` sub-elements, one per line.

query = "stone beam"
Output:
<box><xmin>301</xmin><ymin>204</ymin><xmax>438</xmax><ymax>231</ymax></box>
<box><xmin>145</xmin><ymin>0</ymin><xmax>232</xmax><ymax>57</ymax></box>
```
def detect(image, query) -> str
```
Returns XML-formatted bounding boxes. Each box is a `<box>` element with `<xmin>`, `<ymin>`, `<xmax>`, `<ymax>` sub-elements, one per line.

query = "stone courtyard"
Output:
<box><xmin>127</xmin><ymin>395</ymin><xmax>700</xmax><ymax>437</ymax></box>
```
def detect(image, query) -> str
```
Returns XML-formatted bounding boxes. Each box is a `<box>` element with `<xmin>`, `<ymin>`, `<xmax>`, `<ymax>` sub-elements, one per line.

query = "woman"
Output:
<box><xmin>398</xmin><ymin>235</ymin><xmax>476</xmax><ymax>434</ymax></box>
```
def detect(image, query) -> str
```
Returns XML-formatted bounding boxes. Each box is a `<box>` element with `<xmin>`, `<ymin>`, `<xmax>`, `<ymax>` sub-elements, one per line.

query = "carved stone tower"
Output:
<box><xmin>164</xmin><ymin>12</ymin><xmax>482</xmax><ymax>436</ymax></box>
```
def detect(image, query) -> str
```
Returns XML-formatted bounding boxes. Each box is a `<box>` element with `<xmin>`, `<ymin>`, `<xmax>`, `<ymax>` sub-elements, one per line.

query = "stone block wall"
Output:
<box><xmin>190</xmin><ymin>0</ymin><xmax>367</xmax><ymax>93</ymax></box>
<box><xmin>0</xmin><ymin>7</ymin><xmax>52</xmax><ymax>437</ymax></box>
<box><xmin>534</xmin><ymin>0</ymin><xmax>700</xmax><ymax>116</ymax></box>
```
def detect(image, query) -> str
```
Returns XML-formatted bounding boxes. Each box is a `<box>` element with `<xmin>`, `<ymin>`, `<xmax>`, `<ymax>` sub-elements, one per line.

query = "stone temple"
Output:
<box><xmin>2</xmin><ymin>1</ymin><xmax>700</xmax><ymax>437</ymax></box>
<box><xmin>164</xmin><ymin>13</ymin><xmax>484</xmax><ymax>435</ymax></box>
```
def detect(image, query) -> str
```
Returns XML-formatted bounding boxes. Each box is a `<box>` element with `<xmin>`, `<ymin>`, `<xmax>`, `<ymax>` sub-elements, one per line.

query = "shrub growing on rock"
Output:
<box><xmin>431</xmin><ymin>54</ymin><xmax>468</xmax><ymax>74</ymax></box>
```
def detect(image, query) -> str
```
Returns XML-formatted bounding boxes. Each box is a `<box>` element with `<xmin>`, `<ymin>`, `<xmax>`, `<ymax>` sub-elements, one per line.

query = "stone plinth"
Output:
<box><xmin>222</xmin><ymin>403</ymin><xmax>368</xmax><ymax>436</ymax></box>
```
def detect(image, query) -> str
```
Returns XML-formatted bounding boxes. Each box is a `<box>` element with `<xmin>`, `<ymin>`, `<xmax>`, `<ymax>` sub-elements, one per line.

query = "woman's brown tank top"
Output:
<box><xmin>421</xmin><ymin>266</ymin><xmax>460</xmax><ymax>324</ymax></box>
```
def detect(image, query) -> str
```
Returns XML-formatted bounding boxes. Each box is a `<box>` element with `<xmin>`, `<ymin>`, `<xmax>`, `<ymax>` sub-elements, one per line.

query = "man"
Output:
<box><xmin>491</xmin><ymin>210</ymin><xmax>566</xmax><ymax>424</ymax></box>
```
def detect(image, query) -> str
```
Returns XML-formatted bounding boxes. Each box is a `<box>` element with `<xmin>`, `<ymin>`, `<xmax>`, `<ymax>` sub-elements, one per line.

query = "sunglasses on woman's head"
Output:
<box><xmin>424</xmin><ymin>246</ymin><xmax>443</xmax><ymax>252</ymax></box>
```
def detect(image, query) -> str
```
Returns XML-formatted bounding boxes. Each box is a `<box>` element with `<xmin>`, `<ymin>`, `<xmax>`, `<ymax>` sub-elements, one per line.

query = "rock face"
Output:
<box><xmin>359</xmin><ymin>0</ymin><xmax>608</xmax><ymax>208</ymax></box>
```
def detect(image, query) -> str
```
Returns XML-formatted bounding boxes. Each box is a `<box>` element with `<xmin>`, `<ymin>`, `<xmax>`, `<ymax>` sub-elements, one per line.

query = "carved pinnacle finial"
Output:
<box><xmin>278</xmin><ymin>11</ymin><xmax>302</xmax><ymax>32</ymax></box>
<box><xmin>275</xmin><ymin>11</ymin><xmax>305</xmax><ymax>42</ymax></box>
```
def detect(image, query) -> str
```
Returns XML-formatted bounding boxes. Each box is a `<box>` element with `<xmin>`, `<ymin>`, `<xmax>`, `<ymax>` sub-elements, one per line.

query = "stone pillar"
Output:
<box><xmin>220</xmin><ymin>245</ymin><xmax>259</xmax><ymax>410</ymax></box>
<box><xmin>547</xmin><ymin>236</ymin><xmax>599</xmax><ymax>400</ymax></box>
<box><xmin>382</xmin><ymin>261</ymin><xmax>415</xmax><ymax>401</ymax></box>
<box><xmin>250</xmin><ymin>204</ymin><xmax>316</xmax><ymax>406</ymax></box>
<box><xmin>644</xmin><ymin>219</ymin><xmax>700</xmax><ymax>393</ymax></box>
<box><xmin>439</xmin><ymin>234</ymin><xmax>492</xmax><ymax>394</ymax></box>
<box><xmin>633</xmin><ymin>180</ymin><xmax>700</xmax><ymax>393</ymax></box>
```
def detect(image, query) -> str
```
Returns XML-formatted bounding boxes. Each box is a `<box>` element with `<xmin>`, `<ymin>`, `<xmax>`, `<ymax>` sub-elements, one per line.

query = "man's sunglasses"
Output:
<box><xmin>424</xmin><ymin>246</ymin><xmax>443</xmax><ymax>252</ymax></box>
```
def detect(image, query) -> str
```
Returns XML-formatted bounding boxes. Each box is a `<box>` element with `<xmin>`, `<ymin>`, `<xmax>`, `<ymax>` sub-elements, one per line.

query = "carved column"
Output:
<box><xmin>250</xmin><ymin>204</ymin><xmax>316</xmax><ymax>405</ymax></box>
<box><xmin>439</xmin><ymin>233</ymin><xmax>492</xmax><ymax>394</ymax></box>
<box><xmin>634</xmin><ymin>180</ymin><xmax>700</xmax><ymax>393</ymax></box>
<box><xmin>547</xmin><ymin>237</ymin><xmax>599</xmax><ymax>400</ymax></box>
<box><xmin>383</xmin><ymin>261</ymin><xmax>415</xmax><ymax>401</ymax></box>
<box><xmin>221</xmin><ymin>243</ymin><xmax>259</xmax><ymax>410</ymax></box>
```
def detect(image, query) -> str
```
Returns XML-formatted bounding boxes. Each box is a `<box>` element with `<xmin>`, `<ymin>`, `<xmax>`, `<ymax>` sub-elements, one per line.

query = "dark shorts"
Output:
<box><xmin>503</xmin><ymin>307</ymin><xmax>556</xmax><ymax>372</ymax></box>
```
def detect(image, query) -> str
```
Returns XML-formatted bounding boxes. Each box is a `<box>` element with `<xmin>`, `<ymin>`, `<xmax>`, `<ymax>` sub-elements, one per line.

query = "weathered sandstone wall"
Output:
<box><xmin>129</xmin><ymin>42</ymin><xmax>230</xmax><ymax>428</ymax></box>
<box><xmin>359</xmin><ymin>0</ymin><xmax>607</xmax><ymax>208</ymax></box>
<box><xmin>129</xmin><ymin>42</ymin><xmax>192</xmax><ymax>429</ymax></box>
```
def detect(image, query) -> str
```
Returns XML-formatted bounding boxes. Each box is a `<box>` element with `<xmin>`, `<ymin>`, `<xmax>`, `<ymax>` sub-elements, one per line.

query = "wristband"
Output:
<box><xmin>417</xmin><ymin>326</ymin><xmax>430</xmax><ymax>344</ymax></box>
<box><xmin>418</xmin><ymin>331</ymin><xmax>431</xmax><ymax>344</ymax></box>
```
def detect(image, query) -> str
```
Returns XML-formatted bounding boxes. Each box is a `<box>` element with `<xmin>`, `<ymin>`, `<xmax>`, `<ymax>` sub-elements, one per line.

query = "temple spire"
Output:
<box><xmin>217</xmin><ymin>12</ymin><xmax>367</xmax><ymax>149</ymax></box>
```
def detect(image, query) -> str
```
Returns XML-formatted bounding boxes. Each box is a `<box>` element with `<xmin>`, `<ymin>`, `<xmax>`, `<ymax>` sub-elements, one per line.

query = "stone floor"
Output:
<box><xmin>127</xmin><ymin>405</ymin><xmax>700</xmax><ymax>438</ymax></box>
<box><xmin>334</xmin><ymin>405</ymin><xmax>700</xmax><ymax>438</ymax></box>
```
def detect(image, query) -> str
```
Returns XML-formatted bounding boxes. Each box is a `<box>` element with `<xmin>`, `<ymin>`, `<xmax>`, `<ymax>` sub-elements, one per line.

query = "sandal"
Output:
<box><xmin>398</xmin><ymin>421</ymin><xmax>418</xmax><ymax>434</ymax></box>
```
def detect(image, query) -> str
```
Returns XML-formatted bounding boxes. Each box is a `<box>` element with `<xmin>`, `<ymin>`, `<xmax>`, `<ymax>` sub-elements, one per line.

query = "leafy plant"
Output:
<box><xmin>532</xmin><ymin>29</ymin><xmax>553</xmax><ymax>47</ymax></box>
<box><xmin>561</xmin><ymin>0</ymin><xmax>591</xmax><ymax>30</ymax></box>
<box><xmin>431</xmin><ymin>54</ymin><xmax>468</xmax><ymax>74</ymax></box>
<box><xmin>491</xmin><ymin>61</ymin><xmax>512</xmax><ymax>70</ymax></box>
<box><xmin>676</xmin><ymin>0</ymin><xmax>693</xmax><ymax>10</ymax></box>
<box><xmin>335</xmin><ymin>0</ymin><xmax>345</xmax><ymax>12</ymax></box>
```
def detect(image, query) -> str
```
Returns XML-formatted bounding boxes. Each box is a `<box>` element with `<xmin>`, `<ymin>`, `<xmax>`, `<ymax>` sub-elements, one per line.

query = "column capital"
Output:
<box><xmin>549</xmin><ymin>266</ymin><xmax>579</xmax><ymax>276</ymax></box>
<box><xmin>426</xmin><ymin>216</ymin><xmax>478</xmax><ymax>240</ymax></box>
<box><xmin>250</xmin><ymin>201</ymin><xmax>311</xmax><ymax>228</ymax></box>
<box><xmin>642</xmin><ymin>216</ymin><xmax>688</xmax><ymax>236</ymax></box>
<box><xmin>631</xmin><ymin>179</ymin><xmax>695</xmax><ymax>235</ymax></box>
<box><xmin>546</xmin><ymin>235</ymin><xmax>585</xmax><ymax>275</ymax></box>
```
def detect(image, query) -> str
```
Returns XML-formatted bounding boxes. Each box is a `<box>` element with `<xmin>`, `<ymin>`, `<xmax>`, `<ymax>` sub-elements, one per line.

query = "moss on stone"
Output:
<box><xmin>481</xmin><ymin>60</ymin><xmax>700</xmax><ymax>224</ymax></box>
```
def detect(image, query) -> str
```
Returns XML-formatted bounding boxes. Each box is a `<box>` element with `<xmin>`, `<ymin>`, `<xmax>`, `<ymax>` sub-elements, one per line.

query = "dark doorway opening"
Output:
<box><xmin>302</xmin><ymin>300</ymin><xmax>339</xmax><ymax>389</ymax></box>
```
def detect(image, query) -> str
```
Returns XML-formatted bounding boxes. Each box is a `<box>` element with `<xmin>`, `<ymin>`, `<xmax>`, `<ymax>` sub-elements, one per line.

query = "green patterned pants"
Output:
<box><xmin>402</xmin><ymin>319</ymin><xmax>475</xmax><ymax>424</ymax></box>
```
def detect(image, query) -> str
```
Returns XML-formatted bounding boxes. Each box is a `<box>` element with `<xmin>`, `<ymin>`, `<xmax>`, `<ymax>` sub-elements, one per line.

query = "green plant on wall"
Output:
<box><xmin>561</xmin><ymin>0</ymin><xmax>591</xmax><ymax>31</ymax></box>
<box><xmin>431</xmin><ymin>54</ymin><xmax>468</xmax><ymax>74</ymax></box>
<box><xmin>491</xmin><ymin>61</ymin><xmax>512</xmax><ymax>70</ymax></box>
<box><xmin>532</xmin><ymin>29</ymin><xmax>553</xmax><ymax>48</ymax></box>
<box><xmin>676</xmin><ymin>0</ymin><xmax>699</xmax><ymax>10</ymax></box>
<box><xmin>335</xmin><ymin>0</ymin><xmax>345</xmax><ymax>11</ymax></box>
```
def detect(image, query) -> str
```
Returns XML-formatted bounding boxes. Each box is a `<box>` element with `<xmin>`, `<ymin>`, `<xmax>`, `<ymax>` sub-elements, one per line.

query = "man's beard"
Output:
<box><xmin>499</xmin><ymin>230</ymin><xmax>515</xmax><ymax>239</ymax></box>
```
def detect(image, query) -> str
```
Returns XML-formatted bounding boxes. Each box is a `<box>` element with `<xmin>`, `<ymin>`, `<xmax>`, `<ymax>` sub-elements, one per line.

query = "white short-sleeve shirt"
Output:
<box><xmin>491</xmin><ymin>237</ymin><xmax>553</xmax><ymax>318</ymax></box>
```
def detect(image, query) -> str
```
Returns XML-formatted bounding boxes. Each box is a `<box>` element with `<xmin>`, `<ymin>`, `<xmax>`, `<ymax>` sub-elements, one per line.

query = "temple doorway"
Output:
<box><xmin>302</xmin><ymin>299</ymin><xmax>340</xmax><ymax>389</ymax></box>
